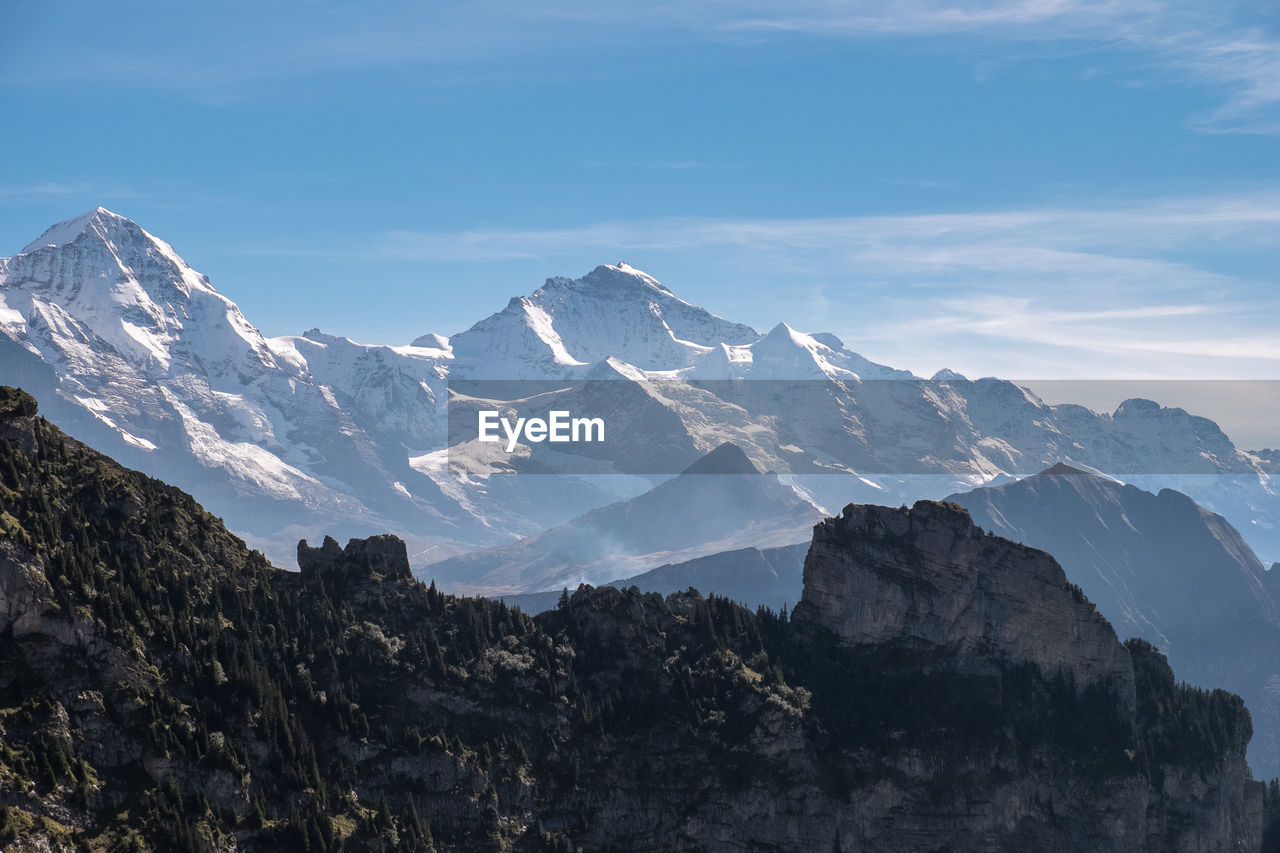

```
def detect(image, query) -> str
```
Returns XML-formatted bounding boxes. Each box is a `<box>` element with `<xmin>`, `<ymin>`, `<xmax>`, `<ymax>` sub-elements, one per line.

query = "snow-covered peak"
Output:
<box><xmin>2</xmin><ymin>208</ymin><xmax>276</xmax><ymax>377</ymax></box>
<box><xmin>683</xmin><ymin>321</ymin><xmax>915</xmax><ymax>381</ymax></box>
<box><xmin>19</xmin><ymin>207</ymin><xmax>120</xmax><ymax>254</ymax></box>
<box><xmin>585</xmin><ymin>355</ymin><xmax>649</xmax><ymax>382</ymax></box>
<box><xmin>747</xmin><ymin>323</ymin><xmax>858</xmax><ymax>380</ymax></box>
<box><xmin>1109</xmin><ymin>397</ymin><xmax>1237</xmax><ymax>464</ymax></box>
<box><xmin>0</xmin><ymin>209</ymin><xmax>467</xmax><ymax>565</ymax></box>
<box><xmin>18</xmin><ymin>209</ymin><xmax>214</xmax><ymax>299</ymax></box>
<box><xmin>533</xmin><ymin>263</ymin><xmax>706</xmax><ymax>313</ymax></box>
<box><xmin>578</xmin><ymin>262</ymin><xmax>673</xmax><ymax>294</ymax></box>
<box><xmin>748</xmin><ymin>323</ymin><xmax>916</xmax><ymax>381</ymax></box>
<box><xmin>437</xmin><ymin>263</ymin><xmax>918</xmax><ymax>383</ymax></box>
<box><xmin>758</xmin><ymin>322</ymin><xmax>807</xmax><ymax>347</ymax></box>
<box><xmin>809</xmin><ymin>332</ymin><xmax>846</xmax><ymax>351</ymax></box>
<box><xmin>1114</xmin><ymin>397</ymin><xmax>1163</xmax><ymax>418</ymax></box>
<box><xmin>14</xmin><ymin>207</ymin><xmax>218</xmax><ymax>301</ymax></box>
<box><xmin>411</xmin><ymin>332</ymin><xmax>450</xmax><ymax>350</ymax></box>
<box><xmin>449</xmin><ymin>264</ymin><xmax>758</xmax><ymax>378</ymax></box>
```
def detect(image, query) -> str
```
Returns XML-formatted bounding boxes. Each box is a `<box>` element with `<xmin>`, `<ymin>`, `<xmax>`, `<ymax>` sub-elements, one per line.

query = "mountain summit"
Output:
<box><xmin>21</xmin><ymin>206</ymin><xmax>123</xmax><ymax>252</ymax></box>
<box><xmin>5</xmin><ymin>207</ymin><xmax>273</xmax><ymax>377</ymax></box>
<box><xmin>680</xmin><ymin>441</ymin><xmax>759</xmax><ymax>475</ymax></box>
<box><xmin>447</xmin><ymin>262</ymin><xmax>759</xmax><ymax>378</ymax></box>
<box><xmin>0</xmin><ymin>209</ymin><xmax>476</xmax><ymax>565</ymax></box>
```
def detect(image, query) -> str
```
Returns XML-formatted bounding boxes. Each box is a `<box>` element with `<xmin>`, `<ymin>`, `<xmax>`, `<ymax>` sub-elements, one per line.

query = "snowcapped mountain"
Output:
<box><xmin>3</xmin><ymin>208</ymin><xmax>1278</xmax><ymax>573</ymax></box>
<box><xmin>445</xmin><ymin>260</ymin><xmax>918</xmax><ymax>383</ymax></box>
<box><xmin>448</xmin><ymin>262</ymin><xmax>758</xmax><ymax>379</ymax></box>
<box><xmin>690</xmin><ymin>322</ymin><xmax>914</xmax><ymax>381</ymax></box>
<box><xmin>0</xmin><ymin>209</ymin><xmax>475</xmax><ymax>564</ymax></box>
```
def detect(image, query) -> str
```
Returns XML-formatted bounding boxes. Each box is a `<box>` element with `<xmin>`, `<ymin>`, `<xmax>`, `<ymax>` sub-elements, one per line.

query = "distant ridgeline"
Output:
<box><xmin>0</xmin><ymin>385</ymin><xmax>1275</xmax><ymax>852</ymax></box>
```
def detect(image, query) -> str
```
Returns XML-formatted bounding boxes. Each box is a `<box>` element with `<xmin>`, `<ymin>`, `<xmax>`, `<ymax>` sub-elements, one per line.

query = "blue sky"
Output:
<box><xmin>2</xmin><ymin>2</ymin><xmax>1278</xmax><ymax>408</ymax></box>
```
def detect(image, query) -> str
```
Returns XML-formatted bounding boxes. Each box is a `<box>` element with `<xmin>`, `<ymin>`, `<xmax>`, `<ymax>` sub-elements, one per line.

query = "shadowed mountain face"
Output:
<box><xmin>949</xmin><ymin>463</ymin><xmax>1280</xmax><ymax>777</ymax></box>
<box><xmin>0</xmin><ymin>388</ymin><xmax>1262</xmax><ymax>851</ymax></box>
<box><xmin>422</xmin><ymin>442</ymin><xmax>823</xmax><ymax>595</ymax></box>
<box><xmin>678</xmin><ymin>441</ymin><xmax>759</xmax><ymax>474</ymax></box>
<box><xmin>951</xmin><ymin>464</ymin><xmax>1277</xmax><ymax>644</ymax></box>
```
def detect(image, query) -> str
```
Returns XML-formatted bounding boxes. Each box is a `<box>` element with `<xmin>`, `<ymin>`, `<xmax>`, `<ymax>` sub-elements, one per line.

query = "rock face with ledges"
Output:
<box><xmin>787</xmin><ymin>499</ymin><xmax>1261</xmax><ymax>852</ymax></box>
<box><xmin>794</xmin><ymin>499</ymin><xmax>1133</xmax><ymax>693</ymax></box>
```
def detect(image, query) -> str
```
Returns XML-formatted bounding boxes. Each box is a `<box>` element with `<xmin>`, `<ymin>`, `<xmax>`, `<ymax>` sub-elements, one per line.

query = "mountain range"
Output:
<box><xmin>3</xmin><ymin>208</ymin><xmax>1277</xmax><ymax>579</ymax></box>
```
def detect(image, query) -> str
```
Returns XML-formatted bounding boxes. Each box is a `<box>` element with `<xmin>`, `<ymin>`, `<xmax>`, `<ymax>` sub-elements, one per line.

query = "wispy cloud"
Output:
<box><xmin>583</xmin><ymin>160</ymin><xmax>734</xmax><ymax>171</ymax></box>
<box><xmin>876</xmin><ymin>293</ymin><xmax>1280</xmax><ymax>379</ymax></box>
<box><xmin>1164</xmin><ymin>29</ymin><xmax>1280</xmax><ymax>133</ymax></box>
<box><xmin>266</xmin><ymin>189</ymin><xmax>1279</xmax><ymax>379</ymax></box>
<box><xmin>6</xmin><ymin>1</ymin><xmax>1279</xmax><ymax>132</ymax></box>
<box><xmin>0</xmin><ymin>183</ymin><xmax>142</xmax><ymax>202</ymax></box>
<box><xmin>711</xmin><ymin>0</ymin><xmax>1280</xmax><ymax>134</ymax></box>
<box><xmin>717</xmin><ymin>0</ymin><xmax>1125</xmax><ymax>36</ymax></box>
<box><xmin>346</xmin><ymin>192</ymin><xmax>1280</xmax><ymax>264</ymax></box>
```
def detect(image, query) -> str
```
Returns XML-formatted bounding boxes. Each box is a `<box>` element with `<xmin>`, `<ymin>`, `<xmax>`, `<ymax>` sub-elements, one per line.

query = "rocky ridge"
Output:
<box><xmin>0</xmin><ymin>386</ymin><xmax>1267</xmax><ymax>851</ymax></box>
<box><xmin>790</xmin><ymin>500</ymin><xmax>1261</xmax><ymax>851</ymax></box>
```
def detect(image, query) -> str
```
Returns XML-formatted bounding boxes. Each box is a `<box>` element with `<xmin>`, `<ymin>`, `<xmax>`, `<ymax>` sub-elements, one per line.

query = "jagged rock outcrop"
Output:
<box><xmin>794</xmin><ymin>500</ymin><xmax>1133</xmax><ymax>691</ymax></box>
<box><xmin>298</xmin><ymin>533</ymin><xmax>413</xmax><ymax>583</ymax></box>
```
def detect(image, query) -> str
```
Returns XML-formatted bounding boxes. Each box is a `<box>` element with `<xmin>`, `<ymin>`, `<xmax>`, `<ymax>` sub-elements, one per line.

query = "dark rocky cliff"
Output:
<box><xmin>793</xmin><ymin>499</ymin><xmax>1262</xmax><ymax>851</ymax></box>
<box><xmin>0</xmin><ymin>387</ymin><xmax>1265</xmax><ymax>851</ymax></box>
<box><xmin>794</xmin><ymin>499</ymin><xmax>1133</xmax><ymax>691</ymax></box>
